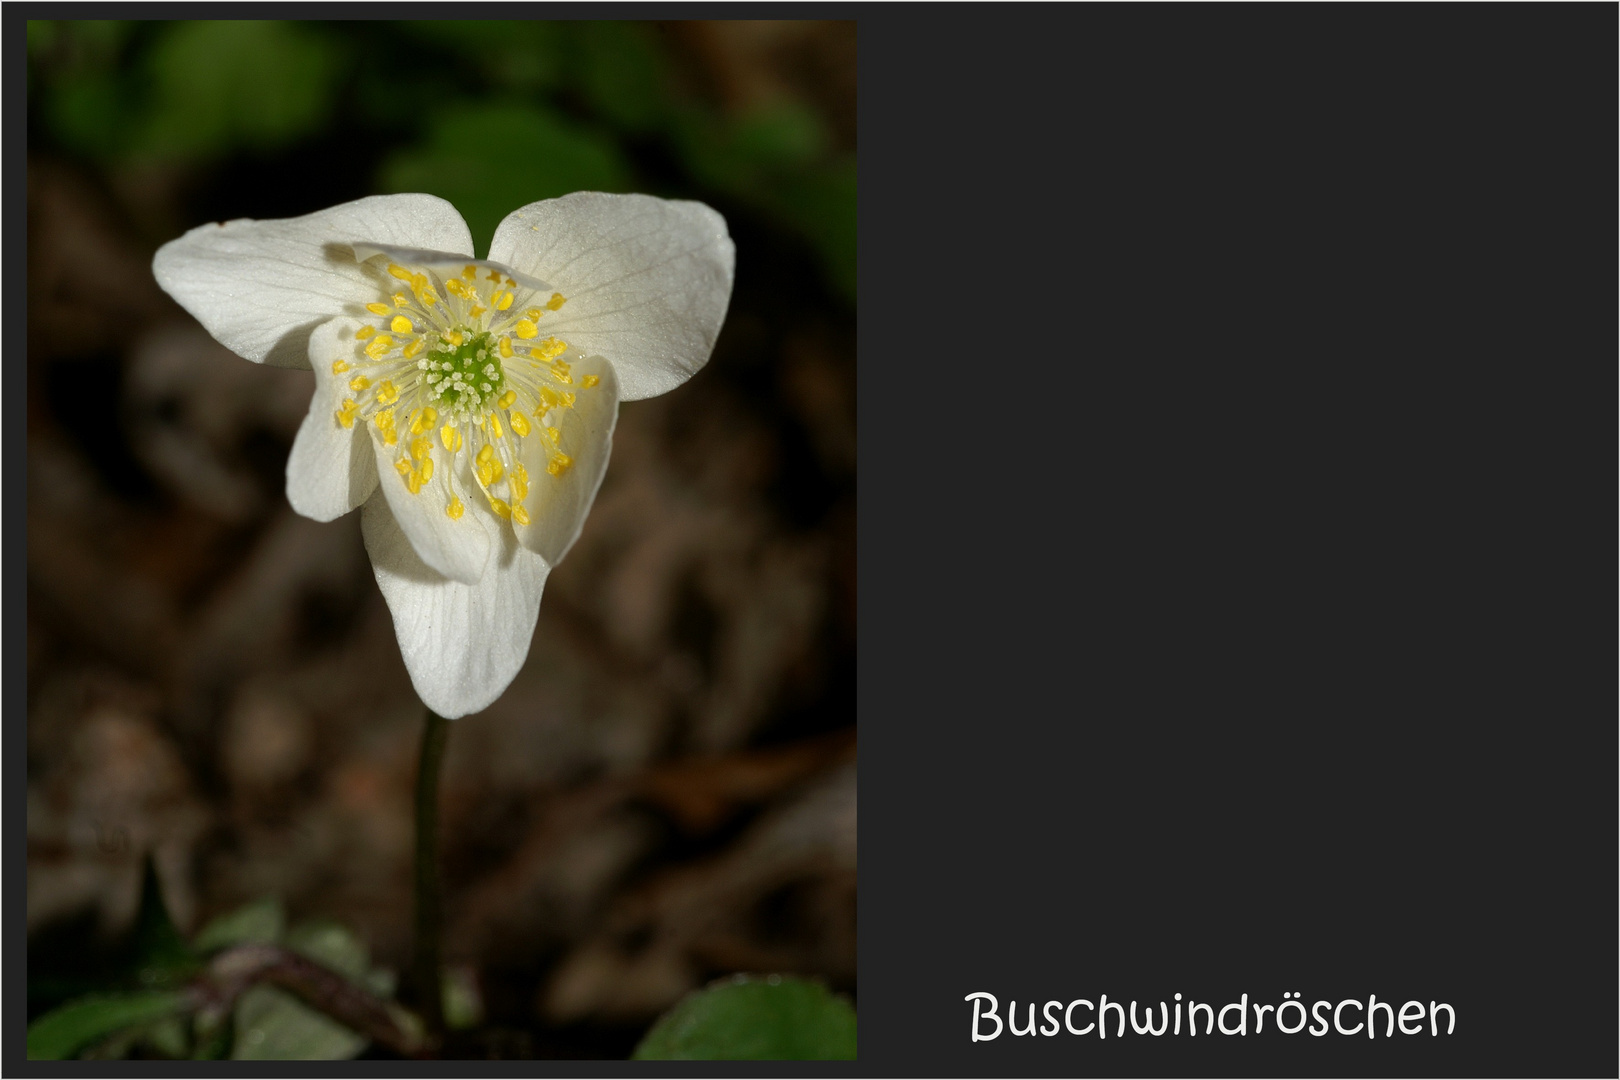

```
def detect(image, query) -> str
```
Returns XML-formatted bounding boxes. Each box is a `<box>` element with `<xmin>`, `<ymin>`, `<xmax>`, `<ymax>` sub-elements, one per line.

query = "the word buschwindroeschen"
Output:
<box><xmin>965</xmin><ymin>992</ymin><xmax>1455</xmax><ymax>1041</ymax></box>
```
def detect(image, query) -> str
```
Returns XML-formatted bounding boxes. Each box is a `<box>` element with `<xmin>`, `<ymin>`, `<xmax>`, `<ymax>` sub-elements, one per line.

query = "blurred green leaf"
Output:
<box><xmin>131</xmin><ymin>858</ymin><xmax>200</xmax><ymax>989</ymax></box>
<box><xmin>192</xmin><ymin>897</ymin><xmax>285</xmax><ymax>954</ymax></box>
<box><xmin>400</xmin><ymin>21</ymin><xmax>565</xmax><ymax>91</ymax></box>
<box><xmin>632</xmin><ymin>975</ymin><xmax>857</xmax><ymax>1061</ymax></box>
<box><xmin>575</xmin><ymin>22</ymin><xmax>669</xmax><ymax>133</ymax></box>
<box><xmin>776</xmin><ymin>159</ymin><xmax>858</xmax><ymax>303</ymax></box>
<box><xmin>231</xmin><ymin>985</ymin><xmax>365</xmax><ymax>1061</ymax></box>
<box><xmin>377</xmin><ymin>101</ymin><xmax>634</xmax><ymax>256</ymax></box>
<box><xmin>131</xmin><ymin>20</ymin><xmax>338</xmax><ymax>162</ymax></box>
<box><xmin>27</xmin><ymin>991</ymin><xmax>189</xmax><ymax>1060</ymax></box>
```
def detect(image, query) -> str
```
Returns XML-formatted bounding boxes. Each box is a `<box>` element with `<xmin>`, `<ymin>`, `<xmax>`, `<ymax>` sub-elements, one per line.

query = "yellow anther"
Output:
<box><xmin>470</xmin><ymin>306</ymin><xmax>486</xmax><ymax>319</ymax></box>
<box><xmin>486</xmin><ymin>269</ymin><xmax>502</xmax><ymax>281</ymax></box>
<box><xmin>477</xmin><ymin>455</ymin><xmax>504</xmax><ymax>487</ymax></box>
<box><xmin>582</xmin><ymin>374</ymin><xmax>600</xmax><ymax>388</ymax></box>
<box><xmin>376</xmin><ymin>381</ymin><xmax>399</xmax><ymax>405</ymax></box>
<box><xmin>536</xmin><ymin>337</ymin><xmax>568</xmax><ymax>360</ymax></box>
<box><xmin>476</xmin><ymin>443</ymin><xmax>495</xmax><ymax>464</ymax></box>
<box><xmin>331</xmin><ymin>359</ymin><xmax>351</xmax><ymax>374</ymax></box>
<box><xmin>439</xmin><ymin>424</ymin><xmax>462</xmax><ymax>452</ymax></box>
<box><xmin>547</xmin><ymin>453</ymin><xmax>574</xmax><ymax>477</ymax></box>
<box><xmin>336</xmin><ymin>399</ymin><xmax>358</xmax><ymax>428</ymax></box>
<box><xmin>393</xmin><ymin>292</ymin><xmax>410</xmax><ymax>308</ymax></box>
<box><xmin>445</xmin><ymin>278</ymin><xmax>471</xmax><ymax>299</ymax></box>
<box><xmin>488</xmin><ymin>497</ymin><xmax>512</xmax><ymax>520</ymax></box>
<box><xmin>446</xmin><ymin>495</ymin><xmax>465</xmax><ymax>520</ymax></box>
<box><xmin>443</xmin><ymin>330</ymin><xmax>464</xmax><ymax>347</ymax></box>
<box><xmin>366</xmin><ymin>302</ymin><xmax>391</xmax><ymax>316</ymax></box>
<box><xmin>541</xmin><ymin>424</ymin><xmax>561</xmax><ymax>445</ymax></box>
<box><xmin>349</xmin><ymin>374</ymin><xmax>371</xmax><ymax>391</ymax></box>
<box><xmin>552</xmin><ymin>362</ymin><xmax>572</xmax><ymax>385</ymax></box>
<box><xmin>365</xmin><ymin>335</ymin><xmax>394</xmax><ymax>359</ymax></box>
<box><xmin>395</xmin><ymin>458</ymin><xmax>412</xmax><ymax>477</ymax></box>
<box><xmin>515</xmin><ymin>319</ymin><xmax>539</xmax><ymax>339</ymax></box>
<box><xmin>511</xmin><ymin>504</ymin><xmax>530</xmax><ymax>526</ymax></box>
<box><xmin>489</xmin><ymin>413</ymin><xmax>503</xmax><ymax>439</ymax></box>
<box><xmin>374</xmin><ymin>408</ymin><xmax>394</xmax><ymax>430</ymax></box>
<box><xmin>498</xmin><ymin>337</ymin><xmax>513</xmax><ymax>358</ymax></box>
<box><xmin>409</xmin><ymin>407</ymin><xmax>438</xmax><ymax>435</ymax></box>
<box><xmin>537</xmin><ymin>386</ymin><xmax>576</xmax><ymax>411</ymax></box>
<box><xmin>356</xmin><ymin>325</ymin><xmax>376</xmax><ymax>340</ymax></box>
<box><xmin>495</xmin><ymin>291</ymin><xmax>514</xmax><ymax>311</ymax></box>
<box><xmin>509</xmin><ymin>467</ymin><xmax>528</xmax><ymax>502</ymax></box>
<box><xmin>411</xmin><ymin>436</ymin><xmax>432</xmax><ymax>463</ymax></box>
<box><xmin>388</xmin><ymin>264</ymin><xmax>413</xmax><ymax>281</ymax></box>
<box><xmin>546</xmin><ymin>293</ymin><xmax>567</xmax><ymax>310</ymax></box>
<box><xmin>509</xmin><ymin>412</ymin><xmax>531</xmax><ymax>437</ymax></box>
<box><xmin>497</xmin><ymin>390</ymin><xmax>517</xmax><ymax>410</ymax></box>
<box><xmin>419</xmin><ymin>456</ymin><xmax>433</xmax><ymax>483</ymax></box>
<box><xmin>463</xmin><ymin>265</ymin><xmax>477</xmax><ymax>280</ymax></box>
<box><xmin>525</xmin><ymin>307</ymin><xmax>544</xmax><ymax>321</ymax></box>
<box><xmin>403</xmin><ymin>337</ymin><xmax>426</xmax><ymax>358</ymax></box>
<box><xmin>390</xmin><ymin>315</ymin><xmax>413</xmax><ymax>334</ymax></box>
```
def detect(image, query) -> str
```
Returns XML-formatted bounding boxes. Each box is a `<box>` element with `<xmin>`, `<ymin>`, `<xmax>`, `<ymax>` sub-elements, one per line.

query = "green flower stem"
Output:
<box><xmin>413</xmin><ymin>707</ymin><xmax>451</xmax><ymax>1038</ymax></box>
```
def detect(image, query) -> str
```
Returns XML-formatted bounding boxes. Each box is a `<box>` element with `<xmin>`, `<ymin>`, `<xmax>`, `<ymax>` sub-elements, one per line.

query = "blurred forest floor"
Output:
<box><xmin>26</xmin><ymin>20</ymin><xmax>855</xmax><ymax>1058</ymax></box>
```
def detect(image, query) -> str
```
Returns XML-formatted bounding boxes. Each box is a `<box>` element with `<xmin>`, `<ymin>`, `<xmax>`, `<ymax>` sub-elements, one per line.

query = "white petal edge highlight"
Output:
<box><xmin>487</xmin><ymin>192</ymin><xmax>735</xmax><ymax>401</ymax></box>
<box><xmin>286</xmin><ymin>316</ymin><xmax>378</xmax><ymax>521</ymax></box>
<box><xmin>368</xmin><ymin>421</ymin><xmax>495</xmax><ymax>586</ymax></box>
<box><xmin>361</xmin><ymin>496</ymin><xmax>551</xmax><ymax>720</ymax></box>
<box><xmin>513</xmin><ymin>354</ymin><xmax>620</xmax><ymax>565</ymax></box>
<box><xmin>152</xmin><ymin>193</ymin><xmax>473</xmax><ymax>370</ymax></box>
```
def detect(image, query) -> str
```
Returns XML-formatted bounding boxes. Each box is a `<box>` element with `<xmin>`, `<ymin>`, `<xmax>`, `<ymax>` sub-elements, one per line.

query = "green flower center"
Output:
<box><xmin>424</xmin><ymin>328</ymin><xmax>504</xmax><ymax>413</ymax></box>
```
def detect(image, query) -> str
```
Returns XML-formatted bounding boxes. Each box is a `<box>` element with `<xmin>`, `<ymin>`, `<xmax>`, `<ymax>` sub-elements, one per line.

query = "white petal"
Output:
<box><xmin>361</xmin><ymin>496</ymin><xmax>550</xmax><ymax>720</ymax></box>
<box><xmin>487</xmin><ymin>192</ymin><xmax>734</xmax><ymax>401</ymax></box>
<box><xmin>369</xmin><ymin>422</ymin><xmax>495</xmax><ymax>585</ymax></box>
<box><xmin>152</xmin><ymin>194</ymin><xmax>473</xmax><ymax>370</ymax></box>
<box><xmin>285</xmin><ymin>316</ymin><xmax>378</xmax><ymax>521</ymax></box>
<box><xmin>514</xmin><ymin>354</ymin><xmax>619</xmax><ymax>565</ymax></box>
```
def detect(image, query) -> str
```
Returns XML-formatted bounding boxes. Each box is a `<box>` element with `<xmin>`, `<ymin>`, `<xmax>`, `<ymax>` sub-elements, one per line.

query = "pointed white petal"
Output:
<box><xmin>513</xmin><ymin>354</ymin><xmax>619</xmax><ymax>565</ymax></box>
<box><xmin>152</xmin><ymin>194</ymin><xmax>473</xmax><ymax>369</ymax></box>
<box><xmin>368</xmin><ymin>421</ymin><xmax>495</xmax><ymax>585</ymax></box>
<box><xmin>361</xmin><ymin>496</ymin><xmax>550</xmax><ymax>720</ymax></box>
<box><xmin>285</xmin><ymin>316</ymin><xmax>378</xmax><ymax>521</ymax></box>
<box><xmin>487</xmin><ymin>193</ymin><xmax>734</xmax><ymax>401</ymax></box>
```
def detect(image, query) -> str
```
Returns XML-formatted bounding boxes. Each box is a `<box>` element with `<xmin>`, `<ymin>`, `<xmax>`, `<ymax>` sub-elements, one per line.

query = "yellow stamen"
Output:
<box><xmin>487</xmin><ymin>497</ymin><xmax>512</xmax><ymax>519</ymax></box>
<box><xmin>497</xmin><ymin>390</ymin><xmax>517</xmax><ymax>410</ymax></box>
<box><xmin>366</xmin><ymin>302</ymin><xmax>391</xmax><ymax>316</ymax></box>
<box><xmin>349</xmin><ymin>375</ymin><xmax>371</xmax><ymax>392</ymax></box>
<box><xmin>409</xmin><ymin>407</ymin><xmax>438</xmax><ymax>435</ymax></box>
<box><xmin>365</xmin><ymin>335</ymin><xmax>394</xmax><ymax>359</ymax></box>
<box><xmin>411</xmin><ymin>436</ymin><xmax>432</xmax><ymax>463</ymax></box>
<box><xmin>331</xmin><ymin>359</ymin><xmax>351</xmax><ymax>374</ymax></box>
<box><xmin>546</xmin><ymin>293</ymin><xmax>567</xmax><ymax>310</ymax></box>
<box><xmin>446</xmin><ymin>496</ymin><xmax>465</xmax><ymax>520</ymax></box>
<box><xmin>403</xmin><ymin>337</ymin><xmax>426</xmax><ymax>358</ymax></box>
<box><xmin>536</xmin><ymin>337</ymin><xmax>568</xmax><ymax>360</ymax></box>
<box><xmin>393</xmin><ymin>292</ymin><xmax>410</xmax><ymax>308</ymax></box>
<box><xmin>498</xmin><ymin>337</ymin><xmax>513</xmax><ymax>358</ymax></box>
<box><xmin>443</xmin><ymin>330</ymin><xmax>464</xmax><ymax>347</ymax></box>
<box><xmin>509</xmin><ymin>412</ymin><xmax>531</xmax><ymax>437</ymax></box>
<box><xmin>525</xmin><ymin>308</ymin><xmax>544</xmax><ymax>321</ymax></box>
<box><xmin>511</xmin><ymin>504</ymin><xmax>530</xmax><ymax>526</ymax></box>
<box><xmin>390</xmin><ymin>315</ymin><xmax>413</xmax><ymax>334</ymax></box>
<box><xmin>376</xmin><ymin>381</ymin><xmax>399</xmax><ymax>405</ymax></box>
<box><xmin>462</xmin><ymin>265</ymin><xmax>477</xmax><ymax>280</ymax></box>
<box><xmin>547</xmin><ymin>453</ymin><xmax>574</xmax><ymax>477</ymax></box>
<box><xmin>582</xmin><ymin>374</ymin><xmax>601</xmax><ymax>389</ymax></box>
<box><xmin>515</xmin><ymin>319</ymin><xmax>539</xmax><ymax>339</ymax></box>
<box><xmin>489</xmin><ymin>413</ymin><xmax>503</xmax><ymax>439</ymax></box>
<box><xmin>388</xmin><ymin>264</ymin><xmax>414</xmax><ymax>281</ymax></box>
<box><xmin>336</xmin><ymin>399</ymin><xmax>358</xmax><ymax>428</ymax></box>
<box><xmin>439</xmin><ymin>424</ymin><xmax>463</xmax><ymax>452</ymax></box>
<box><xmin>356</xmin><ymin>326</ymin><xmax>376</xmax><ymax>340</ymax></box>
<box><xmin>495</xmin><ymin>291</ymin><xmax>514</xmax><ymax>311</ymax></box>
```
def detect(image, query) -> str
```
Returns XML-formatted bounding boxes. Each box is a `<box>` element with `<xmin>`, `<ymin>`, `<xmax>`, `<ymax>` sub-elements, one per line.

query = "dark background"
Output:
<box><xmin>855</xmin><ymin>7</ymin><xmax>1615</xmax><ymax>1078</ymax></box>
<box><xmin>24</xmin><ymin>18</ymin><xmax>855</xmax><ymax>1061</ymax></box>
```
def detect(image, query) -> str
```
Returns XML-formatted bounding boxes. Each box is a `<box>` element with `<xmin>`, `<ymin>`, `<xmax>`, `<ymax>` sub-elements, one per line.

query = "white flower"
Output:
<box><xmin>153</xmin><ymin>192</ymin><xmax>734</xmax><ymax>718</ymax></box>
